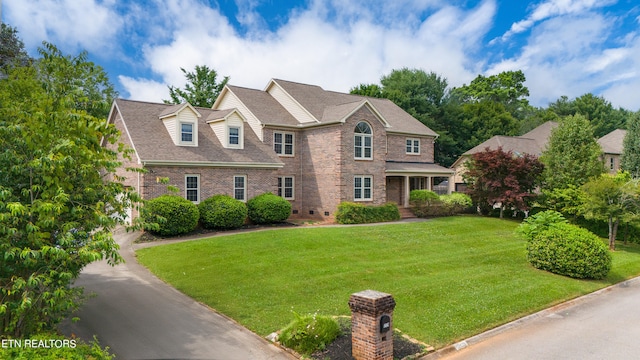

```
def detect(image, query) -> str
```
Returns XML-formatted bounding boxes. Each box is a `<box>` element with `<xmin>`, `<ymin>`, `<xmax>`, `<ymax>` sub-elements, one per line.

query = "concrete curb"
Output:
<box><xmin>418</xmin><ymin>276</ymin><xmax>640</xmax><ymax>359</ymax></box>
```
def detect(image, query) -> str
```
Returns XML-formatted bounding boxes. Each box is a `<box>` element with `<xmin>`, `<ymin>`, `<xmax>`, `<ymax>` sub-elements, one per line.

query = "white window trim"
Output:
<box><xmin>278</xmin><ymin>176</ymin><xmax>295</xmax><ymax>200</ymax></box>
<box><xmin>179</xmin><ymin>121</ymin><xmax>197</xmax><ymax>146</ymax></box>
<box><xmin>234</xmin><ymin>175</ymin><xmax>247</xmax><ymax>202</ymax></box>
<box><xmin>274</xmin><ymin>131</ymin><xmax>295</xmax><ymax>156</ymax></box>
<box><xmin>406</xmin><ymin>138</ymin><xmax>420</xmax><ymax>155</ymax></box>
<box><xmin>354</xmin><ymin>175</ymin><xmax>373</xmax><ymax>201</ymax></box>
<box><xmin>185</xmin><ymin>174</ymin><xmax>200</xmax><ymax>203</ymax></box>
<box><xmin>354</xmin><ymin>122</ymin><xmax>373</xmax><ymax>160</ymax></box>
<box><xmin>228</xmin><ymin>125</ymin><xmax>243</xmax><ymax>149</ymax></box>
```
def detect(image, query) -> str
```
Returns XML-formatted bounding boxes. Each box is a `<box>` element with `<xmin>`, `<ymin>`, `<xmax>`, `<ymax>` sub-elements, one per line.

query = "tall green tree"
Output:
<box><xmin>540</xmin><ymin>114</ymin><xmax>605</xmax><ymax>191</ymax></box>
<box><xmin>36</xmin><ymin>42</ymin><xmax>117</xmax><ymax>120</ymax></box>
<box><xmin>452</xmin><ymin>70</ymin><xmax>529</xmax><ymax>119</ymax></box>
<box><xmin>0</xmin><ymin>44</ymin><xmax>136</xmax><ymax>337</ymax></box>
<box><xmin>165</xmin><ymin>65</ymin><xmax>229</xmax><ymax>108</ymax></box>
<box><xmin>0</xmin><ymin>23</ymin><xmax>31</xmax><ymax>70</ymax></box>
<box><xmin>548</xmin><ymin>94</ymin><xmax>628</xmax><ymax>138</ymax></box>
<box><xmin>581</xmin><ymin>172</ymin><xmax>640</xmax><ymax>250</ymax></box>
<box><xmin>621</xmin><ymin>112</ymin><xmax>640</xmax><ymax>178</ymax></box>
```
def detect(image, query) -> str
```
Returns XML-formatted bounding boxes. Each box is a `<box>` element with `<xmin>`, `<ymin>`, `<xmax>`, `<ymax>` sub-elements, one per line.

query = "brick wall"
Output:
<box><xmin>386</xmin><ymin>134</ymin><xmax>436</xmax><ymax>163</ymax></box>
<box><xmin>349</xmin><ymin>290</ymin><xmax>396</xmax><ymax>360</ymax></box>
<box><xmin>142</xmin><ymin>166</ymin><xmax>279</xmax><ymax>202</ymax></box>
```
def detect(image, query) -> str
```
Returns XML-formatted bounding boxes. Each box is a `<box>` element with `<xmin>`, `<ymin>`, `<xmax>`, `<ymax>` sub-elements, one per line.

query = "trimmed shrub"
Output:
<box><xmin>142</xmin><ymin>195</ymin><xmax>199</xmax><ymax>236</ymax></box>
<box><xmin>247</xmin><ymin>192</ymin><xmax>292</xmax><ymax>224</ymax></box>
<box><xmin>279</xmin><ymin>313</ymin><xmax>341</xmax><ymax>355</ymax></box>
<box><xmin>198</xmin><ymin>195</ymin><xmax>247</xmax><ymax>230</ymax></box>
<box><xmin>526</xmin><ymin>222</ymin><xmax>612</xmax><ymax>279</ymax></box>
<box><xmin>516</xmin><ymin>210</ymin><xmax>568</xmax><ymax>242</ymax></box>
<box><xmin>409</xmin><ymin>190</ymin><xmax>441</xmax><ymax>217</ymax></box>
<box><xmin>335</xmin><ymin>202</ymin><xmax>400</xmax><ymax>224</ymax></box>
<box><xmin>440</xmin><ymin>193</ymin><xmax>473</xmax><ymax>214</ymax></box>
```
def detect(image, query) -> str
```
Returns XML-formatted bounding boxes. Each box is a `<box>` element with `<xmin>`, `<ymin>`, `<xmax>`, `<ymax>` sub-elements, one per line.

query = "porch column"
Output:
<box><xmin>404</xmin><ymin>176</ymin><xmax>410</xmax><ymax>208</ymax></box>
<box><xmin>448</xmin><ymin>175</ymin><xmax>454</xmax><ymax>194</ymax></box>
<box><xmin>426</xmin><ymin>176</ymin><xmax>432</xmax><ymax>191</ymax></box>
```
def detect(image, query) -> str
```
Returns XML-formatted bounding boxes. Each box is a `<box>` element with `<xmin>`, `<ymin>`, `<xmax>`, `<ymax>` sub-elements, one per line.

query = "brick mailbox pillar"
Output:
<box><xmin>348</xmin><ymin>290</ymin><xmax>396</xmax><ymax>360</ymax></box>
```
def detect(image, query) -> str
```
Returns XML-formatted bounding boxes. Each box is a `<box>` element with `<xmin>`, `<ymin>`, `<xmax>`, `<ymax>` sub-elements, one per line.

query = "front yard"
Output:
<box><xmin>135</xmin><ymin>216</ymin><xmax>640</xmax><ymax>348</ymax></box>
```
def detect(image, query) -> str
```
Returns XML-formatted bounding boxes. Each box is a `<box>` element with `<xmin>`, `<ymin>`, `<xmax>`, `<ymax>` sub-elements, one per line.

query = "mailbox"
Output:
<box><xmin>379</xmin><ymin>315</ymin><xmax>391</xmax><ymax>333</ymax></box>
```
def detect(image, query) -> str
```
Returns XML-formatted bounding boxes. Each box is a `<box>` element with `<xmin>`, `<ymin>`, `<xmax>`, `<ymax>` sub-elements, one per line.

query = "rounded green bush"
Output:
<box><xmin>409</xmin><ymin>189</ymin><xmax>439</xmax><ymax>202</ymax></box>
<box><xmin>198</xmin><ymin>195</ymin><xmax>247</xmax><ymax>230</ymax></box>
<box><xmin>516</xmin><ymin>210</ymin><xmax>568</xmax><ymax>241</ymax></box>
<box><xmin>335</xmin><ymin>202</ymin><xmax>400</xmax><ymax>224</ymax></box>
<box><xmin>526</xmin><ymin>222</ymin><xmax>611</xmax><ymax>279</ymax></box>
<box><xmin>279</xmin><ymin>313</ymin><xmax>341</xmax><ymax>355</ymax></box>
<box><xmin>439</xmin><ymin>193</ymin><xmax>473</xmax><ymax>214</ymax></box>
<box><xmin>142</xmin><ymin>195</ymin><xmax>199</xmax><ymax>236</ymax></box>
<box><xmin>247</xmin><ymin>192</ymin><xmax>291</xmax><ymax>224</ymax></box>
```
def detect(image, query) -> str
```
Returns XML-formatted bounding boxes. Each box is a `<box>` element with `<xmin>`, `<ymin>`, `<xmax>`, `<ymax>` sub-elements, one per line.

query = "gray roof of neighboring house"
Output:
<box><xmin>451</xmin><ymin>121</ymin><xmax>559</xmax><ymax>168</ymax></box>
<box><xmin>269</xmin><ymin>79</ymin><xmax>438</xmax><ymax>136</ymax></box>
<box><xmin>598</xmin><ymin>129</ymin><xmax>626</xmax><ymax>155</ymax></box>
<box><xmin>112</xmin><ymin>98</ymin><xmax>283</xmax><ymax>166</ymax></box>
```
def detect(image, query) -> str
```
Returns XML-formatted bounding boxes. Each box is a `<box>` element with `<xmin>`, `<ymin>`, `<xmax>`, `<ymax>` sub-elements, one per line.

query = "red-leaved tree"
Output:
<box><xmin>464</xmin><ymin>147</ymin><xmax>544</xmax><ymax>218</ymax></box>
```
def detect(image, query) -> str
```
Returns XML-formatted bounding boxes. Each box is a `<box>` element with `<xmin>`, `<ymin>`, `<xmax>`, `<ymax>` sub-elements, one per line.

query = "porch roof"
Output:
<box><xmin>385</xmin><ymin>161</ymin><xmax>454</xmax><ymax>177</ymax></box>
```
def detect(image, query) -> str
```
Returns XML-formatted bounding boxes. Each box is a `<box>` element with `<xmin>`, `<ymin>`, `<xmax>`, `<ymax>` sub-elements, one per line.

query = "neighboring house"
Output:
<box><xmin>450</xmin><ymin>121</ymin><xmax>558</xmax><ymax>192</ymax></box>
<box><xmin>105</xmin><ymin>78</ymin><xmax>453</xmax><ymax>220</ymax></box>
<box><xmin>598</xmin><ymin>129</ymin><xmax>626</xmax><ymax>174</ymax></box>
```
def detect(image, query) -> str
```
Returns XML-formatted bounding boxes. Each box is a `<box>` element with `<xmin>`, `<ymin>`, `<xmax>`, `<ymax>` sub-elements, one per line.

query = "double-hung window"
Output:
<box><xmin>234</xmin><ymin>175</ymin><xmax>246</xmax><ymax>201</ymax></box>
<box><xmin>354</xmin><ymin>175</ymin><xmax>372</xmax><ymax>201</ymax></box>
<box><xmin>274</xmin><ymin>132</ymin><xmax>294</xmax><ymax>156</ymax></box>
<box><xmin>185</xmin><ymin>175</ymin><xmax>200</xmax><ymax>203</ymax></box>
<box><xmin>354</xmin><ymin>122</ymin><xmax>372</xmax><ymax>160</ymax></box>
<box><xmin>278</xmin><ymin>176</ymin><xmax>295</xmax><ymax>200</ymax></box>
<box><xmin>180</xmin><ymin>122</ymin><xmax>194</xmax><ymax>144</ymax></box>
<box><xmin>229</xmin><ymin>127</ymin><xmax>240</xmax><ymax>146</ymax></box>
<box><xmin>406</xmin><ymin>138</ymin><xmax>420</xmax><ymax>154</ymax></box>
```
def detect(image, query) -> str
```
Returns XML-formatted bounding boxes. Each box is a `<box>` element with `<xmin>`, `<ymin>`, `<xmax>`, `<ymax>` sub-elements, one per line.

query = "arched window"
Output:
<box><xmin>354</xmin><ymin>122</ymin><xmax>372</xmax><ymax>159</ymax></box>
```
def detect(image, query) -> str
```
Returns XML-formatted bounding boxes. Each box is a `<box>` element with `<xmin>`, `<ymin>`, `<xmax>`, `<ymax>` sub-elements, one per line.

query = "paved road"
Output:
<box><xmin>59</xmin><ymin>227</ymin><xmax>295</xmax><ymax>360</ymax></box>
<box><xmin>424</xmin><ymin>277</ymin><xmax>640</xmax><ymax>360</ymax></box>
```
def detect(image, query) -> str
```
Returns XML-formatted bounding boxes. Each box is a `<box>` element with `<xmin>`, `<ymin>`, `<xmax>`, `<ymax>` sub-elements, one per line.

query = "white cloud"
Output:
<box><xmin>119</xmin><ymin>0</ymin><xmax>496</xmax><ymax>101</ymax></box>
<box><xmin>4</xmin><ymin>0</ymin><xmax>121</xmax><ymax>54</ymax></box>
<box><xmin>496</xmin><ymin>0</ymin><xmax>616</xmax><ymax>43</ymax></box>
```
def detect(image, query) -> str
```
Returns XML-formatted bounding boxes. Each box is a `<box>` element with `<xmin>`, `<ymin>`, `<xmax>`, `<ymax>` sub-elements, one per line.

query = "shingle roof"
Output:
<box><xmin>598</xmin><ymin>129</ymin><xmax>626</xmax><ymax>155</ymax></box>
<box><xmin>385</xmin><ymin>161</ymin><xmax>454</xmax><ymax>175</ymax></box>
<box><xmin>226</xmin><ymin>85</ymin><xmax>299</xmax><ymax>126</ymax></box>
<box><xmin>268</xmin><ymin>79</ymin><xmax>438</xmax><ymax>136</ymax></box>
<box><xmin>113</xmin><ymin>99</ymin><xmax>283</xmax><ymax>167</ymax></box>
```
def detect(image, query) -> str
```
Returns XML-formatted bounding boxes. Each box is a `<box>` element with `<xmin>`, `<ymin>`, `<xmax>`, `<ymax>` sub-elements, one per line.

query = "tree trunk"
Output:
<box><xmin>499</xmin><ymin>205</ymin><xmax>504</xmax><ymax>219</ymax></box>
<box><xmin>608</xmin><ymin>217</ymin><xmax>618</xmax><ymax>251</ymax></box>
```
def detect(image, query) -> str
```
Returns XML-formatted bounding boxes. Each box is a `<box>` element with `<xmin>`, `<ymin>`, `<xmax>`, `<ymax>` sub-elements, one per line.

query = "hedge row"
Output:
<box><xmin>142</xmin><ymin>192</ymin><xmax>291</xmax><ymax>236</ymax></box>
<box><xmin>409</xmin><ymin>190</ymin><xmax>472</xmax><ymax>217</ymax></box>
<box><xmin>335</xmin><ymin>202</ymin><xmax>400</xmax><ymax>224</ymax></box>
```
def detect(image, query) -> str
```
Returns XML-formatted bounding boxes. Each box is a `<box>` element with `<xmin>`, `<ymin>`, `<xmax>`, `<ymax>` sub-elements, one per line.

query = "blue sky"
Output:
<box><xmin>3</xmin><ymin>0</ymin><xmax>640</xmax><ymax>110</ymax></box>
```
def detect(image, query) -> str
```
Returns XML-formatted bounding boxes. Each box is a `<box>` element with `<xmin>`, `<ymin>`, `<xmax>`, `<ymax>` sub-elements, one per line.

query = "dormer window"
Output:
<box><xmin>181</xmin><ymin>122</ymin><xmax>194</xmax><ymax>144</ymax></box>
<box><xmin>229</xmin><ymin>126</ymin><xmax>241</xmax><ymax>147</ymax></box>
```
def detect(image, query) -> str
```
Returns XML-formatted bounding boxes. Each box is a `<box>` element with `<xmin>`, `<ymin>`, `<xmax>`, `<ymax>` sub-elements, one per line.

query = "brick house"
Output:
<box><xmin>105</xmin><ymin>78</ymin><xmax>453</xmax><ymax>220</ymax></box>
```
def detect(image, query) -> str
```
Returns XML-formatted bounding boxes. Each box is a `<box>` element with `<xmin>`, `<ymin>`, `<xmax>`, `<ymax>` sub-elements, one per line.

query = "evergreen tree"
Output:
<box><xmin>621</xmin><ymin>112</ymin><xmax>640</xmax><ymax>179</ymax></box>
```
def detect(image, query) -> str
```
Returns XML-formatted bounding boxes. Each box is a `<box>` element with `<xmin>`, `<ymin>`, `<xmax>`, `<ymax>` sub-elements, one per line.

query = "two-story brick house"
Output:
<box><xmin>106</xmin><ymin>79</ymin><xmax>453</xmax><ymax>220</ymax></box>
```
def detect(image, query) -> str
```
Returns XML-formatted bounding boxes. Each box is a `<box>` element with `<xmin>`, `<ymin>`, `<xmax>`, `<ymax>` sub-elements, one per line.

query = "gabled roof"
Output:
<box><xmin>158</xmin><ymin>102</ymin><xmax>201</xmax><ymax>119</ymax></box>
<box><xmin>598</xmin><ymin>129</ymin><xmax>626</xmax><ymax>155</ymax></box>
<box><xmin>451</xmin><ymin>121</ymin><xmax>558</xmax><ymax>168</ymax></box>
<box><xmin>264</xmin><ymin>79</ymin><xmax>438</xmax><ymax>136</ymax></box>
<box><xmin>112</xmin><ymin>99</ymin><xmax>283</xmax><ymax>167</ymax></box>
<box><xmin>224</xmin><ymin>85</ymin><xmax>299</xmax><ymax>126</ymax></box>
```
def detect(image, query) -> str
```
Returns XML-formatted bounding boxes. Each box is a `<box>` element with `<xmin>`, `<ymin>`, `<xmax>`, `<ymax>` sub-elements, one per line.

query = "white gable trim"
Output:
<box><xmin>265</xmin><ymin>79</ymin><xmax>320</xmax><ymax>124</ymax></box>
<box><xmin>107</xmin><ymin>101</ymin><xmax>141</xmax><ymax>165</ymax></box>
<box><xmin>340</xmin><ymin>100</ymin><xmax>391</xmax><ymax>128</ymax></box>
<box><xmin>159</xmin><ymin>103</ymin><xmax>202</xmax><ymax>120</ymax></box>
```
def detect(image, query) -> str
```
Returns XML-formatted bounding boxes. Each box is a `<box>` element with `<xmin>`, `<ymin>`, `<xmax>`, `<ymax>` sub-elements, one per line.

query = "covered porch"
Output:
<box><xmin>385</xmin><ymin>162</ymin><xmax>455</xmax><ymax>208</ymax></box>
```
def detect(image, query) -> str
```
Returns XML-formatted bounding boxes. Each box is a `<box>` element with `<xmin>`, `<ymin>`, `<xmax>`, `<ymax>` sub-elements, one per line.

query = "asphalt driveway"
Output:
<box><xmin>424</xmin><ymin>276</ymin><xmax>640</xmax><ymax>360</ymax></box>
<box><xmin>59</xmin><ymin>227</ymin><xmax>295</xmax><ymax>360</ymax></box>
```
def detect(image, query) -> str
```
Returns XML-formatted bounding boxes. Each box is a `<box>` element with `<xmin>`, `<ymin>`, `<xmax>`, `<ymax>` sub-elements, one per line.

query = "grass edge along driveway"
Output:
<box><xmin>135</xmin><ymin>216</ymin><xmax>640</xmax><ymax>348</ymax></box>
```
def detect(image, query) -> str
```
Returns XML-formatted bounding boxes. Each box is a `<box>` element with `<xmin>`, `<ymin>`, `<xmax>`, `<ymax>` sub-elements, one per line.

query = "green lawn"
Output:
<box><xmin>135</xmin><ymin>216</ymin><xmax>640</xmax><ymax>348</ymax></box>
